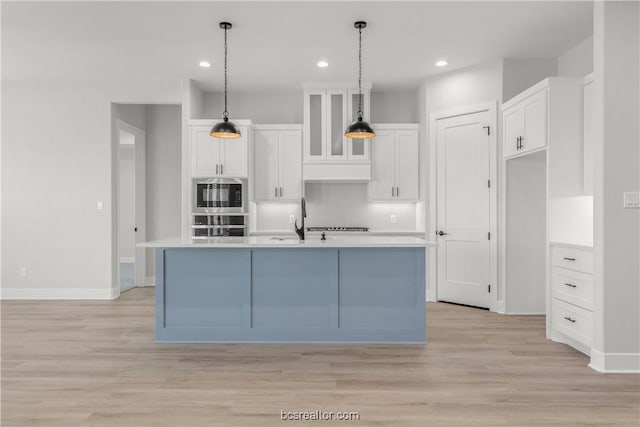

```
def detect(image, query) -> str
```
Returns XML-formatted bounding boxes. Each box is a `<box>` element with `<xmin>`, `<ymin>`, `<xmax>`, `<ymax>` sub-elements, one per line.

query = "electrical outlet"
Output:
<box><xmin>19</xmin><ymin>267</ymin><xmax>27</xmax><ymax>278</ymax></box>
<box><xmin>97</xmin><ymin>200</ymin><xmax>104</xmax><ymax>211</ymax></box>
<box><xmin>289</xmin><ymin>214</ymin><xmax>295</xmax><ymax>224</ymax></box>
<box><xmin>623</xmin><ymin>192</ymin><xmax>640</xmax><ymax>209</ymax></box>
<box><xmin>390</xmin><ymin>214</ymin><xmax>397</xmax><ymax>224</ymax></box>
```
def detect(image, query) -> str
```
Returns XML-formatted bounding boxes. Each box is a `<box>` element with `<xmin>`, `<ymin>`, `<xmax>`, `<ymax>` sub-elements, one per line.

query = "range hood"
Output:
<box><xmin>303</xmin><ymin>162</ymin><xmax>371</xmax><ymax>182</ymax></box>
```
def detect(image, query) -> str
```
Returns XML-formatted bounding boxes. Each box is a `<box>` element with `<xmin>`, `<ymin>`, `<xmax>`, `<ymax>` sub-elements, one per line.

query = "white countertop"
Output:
<box><xmin>139</xmin><ymin>235</ymin><xmax>436</xmax><ymax>248</ymax></box>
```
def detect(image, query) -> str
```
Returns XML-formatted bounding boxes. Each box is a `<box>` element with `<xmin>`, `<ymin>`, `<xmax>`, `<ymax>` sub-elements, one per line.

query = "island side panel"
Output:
<box><xmin>338</xmin><ymin>248</ymin><xmax>426</xmax><ymax>336</ymax></box>
<box><xmin>157</xmin><ymin>248</ymin><xmax>251</xmax><ymax>341</ymax></box>
<box><xmin>251</xmin><ymin>249</ymin><xmax>336</xmax><ymax>329</ymax></box>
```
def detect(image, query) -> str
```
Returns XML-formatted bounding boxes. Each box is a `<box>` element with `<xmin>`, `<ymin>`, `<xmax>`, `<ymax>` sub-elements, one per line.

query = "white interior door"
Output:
<box><xmin>133</xmin><ymin>126</ymin><xmax>147</xmax><ymax>287</ymax></box>
<box><xmin>436</xmin><ymin>110</ymin><xmax>491</xmax><ymax>308</ymax></box>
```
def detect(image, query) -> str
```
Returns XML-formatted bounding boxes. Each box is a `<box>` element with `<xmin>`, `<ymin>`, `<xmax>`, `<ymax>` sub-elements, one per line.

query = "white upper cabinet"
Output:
<box><xmin>502</xmin><ymin>87</ymin><xmax>548</xmax><ymax>158</ymax></box>
<box><xmin>254</xmin><ymin>125</ymin><xmax>302</xmax><ymax>202</ymax></box>
<box><xmin>190</xmin><ymin>121</ymin><xmax>249</xmax><ymax>178</ymax></box>
<box><xmin>369</xmin><ymin>124</ymin><xmax>419</xmax><ymax>202</ymax></box>
<box><xmin>370</xmin><ymin>130</ymin><xmax>396</xmax><ymax>200</ymax></box>
<box><xmin>303</xmin><ymin>85</ymin><xmax>371</xmax><ymax>163</ymax></box>
<box><xmin>254</xmin><ymin>130</ymin><xmax>280</xmax><ymax>201</ymax></box>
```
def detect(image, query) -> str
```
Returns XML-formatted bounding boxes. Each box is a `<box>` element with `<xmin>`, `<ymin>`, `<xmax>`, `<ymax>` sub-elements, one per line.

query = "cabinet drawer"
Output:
<box><xmin>552</xmin><ymin>299</ymin><xmax>593</xmax><ymax>349</ymax></box>
<box><xmin>551</xmin><ymin>246</ymin><xmax>593</xmax><ymax>274</ymax></box>
<box><xmin>552</xmin><ymin>267</ymin><xmax>594</xmax><ymax>311</ymax></box>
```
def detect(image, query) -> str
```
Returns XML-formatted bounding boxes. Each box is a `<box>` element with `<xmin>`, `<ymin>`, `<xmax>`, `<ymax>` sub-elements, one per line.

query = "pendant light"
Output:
<box><xmin>210</xmin><ymin>22</ymin><xmax>241</xmax><ymax>139</ymax></box>
<box><xmin>345</xmin><ymin>21</ymin><xmax>375</xmax><ymax>139</ymax></box>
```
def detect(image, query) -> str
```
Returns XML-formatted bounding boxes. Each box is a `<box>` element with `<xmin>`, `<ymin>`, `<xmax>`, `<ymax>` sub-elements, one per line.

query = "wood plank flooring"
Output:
<box><xmin>2</xmin><ymin>287</ymin><xmax>638</xmax><ymax>426</ymax></box>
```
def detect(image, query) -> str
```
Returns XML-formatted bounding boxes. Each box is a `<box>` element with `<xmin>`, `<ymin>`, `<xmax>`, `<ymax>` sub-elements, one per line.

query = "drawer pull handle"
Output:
<box><xmin>563</xmin><ymin>257</ymin><xmax>576</xmax><ymax>261</ymax></box>
<box><xmin>564</xmin><ymin>283</ymin><xmax>577</xmax><ymax>288</ymax></box>
<box><xmin>564</xmin><ymin>316</ymin><xmax>576</xmax><ymax>323</ymax></box>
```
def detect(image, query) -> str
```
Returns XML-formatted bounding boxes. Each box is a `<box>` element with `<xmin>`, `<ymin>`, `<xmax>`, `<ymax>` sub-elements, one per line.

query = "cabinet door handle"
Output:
<box><xmin>392</xmin><ymin>187</ymin><xmax>395</xmax><ymax>197</ymax></box>
<box><xmin>564</xmin><ymin>316</ymin><xmax>576</xmax><ymax>323</ymax></box>
<box><xmin>279</xmin><ymin>187</ymin><xmax>283</xmax><ymax>198</ymax></box>
<box><xmin>564</xmin><ymin>283</ymin><xmax>577</xmax><ymax>288</ymax></box>
<box><xmin>275</xmin><ymin>187</ymin><xmax>278</xmax><ymax>198</ymax></box>
<box><xmin>396</xmin><ymin>187</ymin><xmax>400</xmax><ymax>197</ymax></box>
<box><xmin>220</xmin><ymin>164</ymin><xmax>223</xmax><ymax>175</ymax></box>
<box><xmin>563</xmin><ymin>257</ymin><xmax>576</xmax><ymax>261</ymax></box>
<box><xmin>216</xmin><ymin>164</ymin><xmax>219</xmax><ymax>175</ymax></box>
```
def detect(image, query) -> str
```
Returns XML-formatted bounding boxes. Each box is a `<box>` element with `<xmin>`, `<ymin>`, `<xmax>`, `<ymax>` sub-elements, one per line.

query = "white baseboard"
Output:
<box><xmin>119</xmin><ymin>257</ymin><xmax>135</xmax><ymax>263</ymax></box>
<box><xmin>493</xmin><ymin>300</ymin><xmax>506</xmax><ymax>314</ymax></box>
<box><xmin>589</xmin><ymin>349</ymin><xmax>640</xmax><ymax>373</ymax></box>
<box><xmin>1</xmin><ymin>288</ymin><xmax>116</xmax><ymax>300</ymax></box>
<box><xmin>426</xmin><ymin>289</ymin><xmax>435</xmax><ymax>302</ymax></box>
<box><xmin>144</xmin><ymin>276</ymin><xmax>156</xmax><ymax>286</ymax></box>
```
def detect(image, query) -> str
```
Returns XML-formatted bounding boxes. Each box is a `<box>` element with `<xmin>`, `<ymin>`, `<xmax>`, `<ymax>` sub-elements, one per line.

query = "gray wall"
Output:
<box><xmin>1</xmin><ymin>80</ymin><xmax>180</xmax><ymax>298</ymax></box>
<box><xmin>502</xmin><ymin>58</ymin><xmax>558</xmax><ymax>102</ymax></box>
<box><xmin>558</xmin><ymin>36</ymin><xmax>593</xmax><ymax>77</ymax></box>
<box><xmin>202</xmin><ymin>90</ymin><xmax>419</xmax><ymax>124</ymax></box>
<box><xmin>203</xmin><ymin>92</ymin><xmax>303</xmax><ymax>123</ymax></box>
<box><xmin>145</xmin><ymin>105</ymin><xmax>182</xmax><ymax>276</ymax></box>
<box><xmin>592</xmin><ymin>1</ymin><xmax>639</xmax><ymax>367</ymax></box>
<box><xmin>370</xmin><ymin>91</ymin><xmax>419</xmax><ymax>123</ymax></box>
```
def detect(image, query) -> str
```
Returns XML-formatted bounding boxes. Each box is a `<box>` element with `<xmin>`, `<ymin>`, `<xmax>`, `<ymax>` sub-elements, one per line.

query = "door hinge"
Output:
<box><xmin>488</xmin><ymin>232</ymin><xmax>491</xmax><ymax>240</ymax></box>
<box><xmin>488</xmin><ymin>284</ymin><xmax>491</xmax><ymax>293</ymax></box>
<box><xmin>483</xmin><ymin>125</ymin><xmax>490</xmax><ymax>136</ymax></box>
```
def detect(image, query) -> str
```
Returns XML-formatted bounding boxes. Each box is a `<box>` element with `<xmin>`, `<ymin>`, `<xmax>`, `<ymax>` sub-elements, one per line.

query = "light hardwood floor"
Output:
<box><xmin>2</xmin><ymin>287</ymin><xmax>638</xmax><ymax>427</ymax></box>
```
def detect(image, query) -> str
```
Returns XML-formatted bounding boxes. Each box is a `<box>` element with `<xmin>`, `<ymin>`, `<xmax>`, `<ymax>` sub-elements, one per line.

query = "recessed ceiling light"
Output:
<box><xmin>317</xmin><ymin>60</ymin><xmax>329</xmax><ymax>68</ymax></box>
<box><xmin>199</xmin><ymin>61</ymin><xmax>212</xmax><ymax>68</ymax></box>
<box><xmin>435</xmin><ymin>60</ymin><xmax>448</xmax><ymax>67</ymax></box>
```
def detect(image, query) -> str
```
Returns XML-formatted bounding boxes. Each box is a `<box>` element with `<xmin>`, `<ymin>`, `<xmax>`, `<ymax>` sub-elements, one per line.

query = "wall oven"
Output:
<box><xmin>192</xmin><ymin>178</ymin><xmax>246</xmax><ymax>214</ymax></box>
<box><xmin>192</xmin><ymin>214</ymin><xmax>247</xmax><ymax>238</ymax></box>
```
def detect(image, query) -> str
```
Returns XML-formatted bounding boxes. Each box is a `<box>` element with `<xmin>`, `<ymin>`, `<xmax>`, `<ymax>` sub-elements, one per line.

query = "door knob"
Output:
<box><xmin>438</xmin><ymin>231</ymin><xmax>448</xmax><ymax>236</ymax></box>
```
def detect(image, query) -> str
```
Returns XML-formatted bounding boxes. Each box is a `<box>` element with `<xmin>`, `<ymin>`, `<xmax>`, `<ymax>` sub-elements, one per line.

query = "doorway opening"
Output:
<box><xmin>112</xmin><ymin>104</ymin><xmax>183</xmax><ymax>298</ymax></box>
<box><xmin>116</xmin><ymin>120</ymin><xmax>147</xmax><ymax>294</ymax></box>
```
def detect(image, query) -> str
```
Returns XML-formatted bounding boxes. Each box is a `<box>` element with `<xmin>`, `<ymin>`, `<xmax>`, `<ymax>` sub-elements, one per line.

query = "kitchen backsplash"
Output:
<box><xmin>254</xmin><ymin>183</ymin><xmax>420</xmax><ymax>232</ymax></box>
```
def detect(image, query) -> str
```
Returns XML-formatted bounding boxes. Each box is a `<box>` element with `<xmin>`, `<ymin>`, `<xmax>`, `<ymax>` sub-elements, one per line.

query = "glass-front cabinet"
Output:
<box><xmin>303</xmin><ymin>85</ymin><xmax>371</xmax><ymax>162</ymax></box>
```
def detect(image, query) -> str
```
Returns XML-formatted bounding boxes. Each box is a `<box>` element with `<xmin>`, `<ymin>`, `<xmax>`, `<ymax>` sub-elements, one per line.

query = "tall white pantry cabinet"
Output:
<box><xmin>501</xmin><ymin>77</ymin><xmax>594</xmax><ymax>356</ymax></box>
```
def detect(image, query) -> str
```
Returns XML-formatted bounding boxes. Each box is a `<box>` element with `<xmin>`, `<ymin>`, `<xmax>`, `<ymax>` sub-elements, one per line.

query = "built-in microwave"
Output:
<box><xmin>192</xmin><ymin>178</ymin><xmax>246</xmax><ymax>214</ymax></box>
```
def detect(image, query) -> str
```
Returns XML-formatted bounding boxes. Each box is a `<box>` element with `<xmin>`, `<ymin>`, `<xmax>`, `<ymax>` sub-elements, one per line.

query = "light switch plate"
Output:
<box><xmin>97</xmin><ymin>200</ymin><xmax>104</xmax><ymax>211</ymax></box>
<box><xmin>623</xmin><ymin>192</ymin><xmax>640</xmax><ymax>209</ymax></box>
<box><xmin>390</xmin><ymin>214</ymin><xmax>397</xmax><ymax>224</ymax></box>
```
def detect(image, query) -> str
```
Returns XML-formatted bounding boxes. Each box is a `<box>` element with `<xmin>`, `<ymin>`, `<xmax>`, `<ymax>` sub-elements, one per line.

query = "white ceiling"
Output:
<box><xmin>2</xmin><ymin>1</ymin><xmax>593</xmax><ymax>92</ymax></box>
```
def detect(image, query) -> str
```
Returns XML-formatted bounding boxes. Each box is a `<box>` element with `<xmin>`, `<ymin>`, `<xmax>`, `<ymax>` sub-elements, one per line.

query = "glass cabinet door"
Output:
<box><xmin>326</xmin><ymin>90</ymin><xmax>347</xmax><ymax>159</ymax></box>
<box><xmin>306</xmin><ymin>91</ymin><xmax>325</xmax><ymax>160</ymax></box>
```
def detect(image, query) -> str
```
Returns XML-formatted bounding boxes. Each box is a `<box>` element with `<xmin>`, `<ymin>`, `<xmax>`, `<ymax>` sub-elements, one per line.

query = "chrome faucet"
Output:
<box><xmin>294</xmin><ymin>197</ymin><xmax>306</xmax><ymax>241</ymax></box>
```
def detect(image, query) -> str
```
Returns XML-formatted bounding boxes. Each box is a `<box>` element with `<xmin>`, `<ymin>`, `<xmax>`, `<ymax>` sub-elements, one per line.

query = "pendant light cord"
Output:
<box><xmin>223</xmin><ymin>25</ymin><xmax>229</xmax><ymax>120</ymax></box>
<box><xmin>358</xmin><ymin>25</ymin><xmax>363</xmax><ymax>119</ymax></box>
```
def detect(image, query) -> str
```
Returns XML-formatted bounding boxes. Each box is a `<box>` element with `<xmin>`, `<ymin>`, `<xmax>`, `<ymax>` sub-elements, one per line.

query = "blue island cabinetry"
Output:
<box><xmin>155</xmin><ymin>247</ymin><xmax>426</xmax><ymax>343</ymax></box>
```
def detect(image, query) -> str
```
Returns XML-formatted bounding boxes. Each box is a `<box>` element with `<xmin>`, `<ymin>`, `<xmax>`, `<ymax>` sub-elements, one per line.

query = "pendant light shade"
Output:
<box><xmin>345</xmin><ymin>117</ymin><xmax>376</xmax><ymax>139</ymax></box>
<box><xmin>210</xmin><ymin>117</ymin><xmax>241</xmax><ymax>138</ymax></box>
<box><xmin>210</xmin><ymin>22</ymin><xmax>241</xmax><ymax>139</ymax></box>
<box><xmin>345</xmin><ymin>21</ymin><xmax>375</xmax><ymax>140</ymax></box>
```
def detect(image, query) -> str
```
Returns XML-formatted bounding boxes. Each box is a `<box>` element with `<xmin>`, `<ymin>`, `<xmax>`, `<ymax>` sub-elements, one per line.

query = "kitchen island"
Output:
<box><xmin>140</xmin><ymin>236</ymin><xmax>434</xmax><ymax>343</ymax></box>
